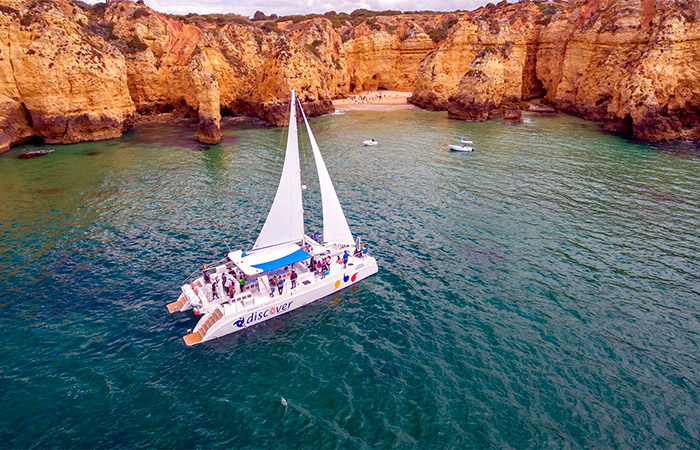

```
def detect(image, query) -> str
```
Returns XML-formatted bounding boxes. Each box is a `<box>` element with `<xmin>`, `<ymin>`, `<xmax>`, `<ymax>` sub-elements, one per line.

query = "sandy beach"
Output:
<box><xmin>333</xmin><ymin>90</ymin><xmax>416</xmax><ymax>110</ymax></box>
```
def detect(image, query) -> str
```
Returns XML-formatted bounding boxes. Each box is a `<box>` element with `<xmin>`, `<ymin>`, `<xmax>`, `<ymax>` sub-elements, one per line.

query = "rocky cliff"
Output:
<box><xmin>0</xmin><ymin>0</ymin><xmax>134</xmax><ymax>151</ymax></box>
<box><xmin>412</xmin><ymin>0</ymin><xmax>700</xmax><ymax>141</ymax></box>
<box><xmin>0</xmin><ymin>0</ymin><xmax>698</xmax><ymax>153</ymax></box>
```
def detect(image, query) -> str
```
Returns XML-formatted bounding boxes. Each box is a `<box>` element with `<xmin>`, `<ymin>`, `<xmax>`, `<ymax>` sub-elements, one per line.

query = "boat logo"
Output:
<box><xmin>334</xmin><ymin>273</ymin><xmax>358</xmax><ymax>290</ymax></box>
<box><xmin>234</xmin><ymin>301</ymin><xmax>294</xmax><ymax>328</ymax></box>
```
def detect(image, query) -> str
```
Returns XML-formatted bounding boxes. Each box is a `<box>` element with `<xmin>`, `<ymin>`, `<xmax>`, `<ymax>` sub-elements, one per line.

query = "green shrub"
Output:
<box><xmin>427</xmin><ymin>27</ymin><xmax>447</xmax><ymax>42</ymax></box>
<box><xmin>127</xmin><ymin>34</ymin><xmax>148</xmax><ymax>51</ymax></box>
<box><xmin>304</xmin><ymin>39</ymin><xmax>322</xmax><ymax>58</ymax></box>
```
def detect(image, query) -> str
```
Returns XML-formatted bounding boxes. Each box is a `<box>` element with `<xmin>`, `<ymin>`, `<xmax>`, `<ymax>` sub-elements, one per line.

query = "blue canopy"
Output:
<box><xmin>250</xmin><ymin>247</ymin><xmax>311</xmax><ymax>273</ymax></box>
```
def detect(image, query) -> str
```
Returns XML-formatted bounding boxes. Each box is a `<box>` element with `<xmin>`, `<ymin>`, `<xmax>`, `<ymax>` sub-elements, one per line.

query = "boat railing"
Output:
<box><xmin>183</xmin><ymin>257</ymin><xmax>228</xmax><ymax>285</ymax></box>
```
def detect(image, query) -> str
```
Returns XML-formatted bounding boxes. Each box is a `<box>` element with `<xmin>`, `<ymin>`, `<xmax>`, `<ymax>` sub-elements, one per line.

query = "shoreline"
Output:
<box><xmin>332</xmin><ymin>90</ymin><xmax>417</xmax><ymax>111</ymax></box>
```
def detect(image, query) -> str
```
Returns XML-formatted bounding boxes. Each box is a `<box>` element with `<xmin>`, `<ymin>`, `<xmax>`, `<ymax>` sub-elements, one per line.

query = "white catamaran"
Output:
<box><xmin>167</xmin><ymin>90</ymin><xmax>379</xmax><ymax>346</ymax></box>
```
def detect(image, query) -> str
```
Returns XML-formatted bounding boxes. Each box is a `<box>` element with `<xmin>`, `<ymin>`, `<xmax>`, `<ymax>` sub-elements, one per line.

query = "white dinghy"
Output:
<box><xmin>450</xmin><ymin>136</ymin><xmax>474</xmax><ymax>152</ymax></box>
<box><xmin>363</xmin><ymin>139</ymin><xmax>378</xmax><ymax>146</ymax></box>
<box><xmin>449</xmin><ymin>144</ymin><xmax>474</xmax><ymax>152</ymax></box>
<box><xmin>167</xmin><ymin>90</ymin><xmax>378</xmax><ymax>346</ymax></box>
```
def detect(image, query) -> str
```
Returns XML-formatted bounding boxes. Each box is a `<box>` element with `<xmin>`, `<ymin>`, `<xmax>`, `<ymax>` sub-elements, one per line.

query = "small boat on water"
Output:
<box><xmin>17</xmin><ymin>149</ymin><xmax>54</xmax><ymax>159</ymax></box>
<box><xmin>363</xmin><ymin>139</ymin><xmax>378</xmax><ymax>146</ymax></box>
<box><xmin>449</xmin><ymin>136</ymin><xmax>474</xmax><ymax>152</ymax></box>
<box><xmin>167</xmin><ymin>90</ymin><xmax>378</xmax><ymax>346</ymax></box>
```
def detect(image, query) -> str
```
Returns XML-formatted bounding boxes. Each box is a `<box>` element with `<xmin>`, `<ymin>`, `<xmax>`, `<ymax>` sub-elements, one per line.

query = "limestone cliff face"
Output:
<box><xmin>447</xmin><ymin>39</ymin><xmax>526</xmax><ymax>121</ymax></box>
<box><xmin>411</xmin><ymin>4</ymin><xmax>542</xmax><ymax>112</ymax></box>
<box><xmin>103</xmin><ymin>4</ymin><xmax>347</xmax><ymax>127</ymax></box>
<box><xmin>1</xmin><ymin>0</ymin><xmax>698</xmax><ymax>152</ymax></box>
<box><xmin>0</xmin><ymin>0</ymin><xmax>134</xmax><ymax>152</ymax></box>
<box><xmin>538</xmin><ymin>0</ymin><xmax>700</xmax><ymax>141</ymax></box>
<box><xmin>413</xmin><ymin>0</ymin><xmax>700</xmax><ymax>141</ymax></box>
<box><xmin>343</xmin><ymin>17</ymin><xmax>438</xmax><ymax>92</ymax></box>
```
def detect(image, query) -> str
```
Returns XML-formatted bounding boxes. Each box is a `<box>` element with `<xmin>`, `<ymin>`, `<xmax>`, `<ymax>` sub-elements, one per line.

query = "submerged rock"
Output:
<box><xmin>503</xmin><ymin>108</ymin><xmax>523</xmax><ymax>124</ymax></box>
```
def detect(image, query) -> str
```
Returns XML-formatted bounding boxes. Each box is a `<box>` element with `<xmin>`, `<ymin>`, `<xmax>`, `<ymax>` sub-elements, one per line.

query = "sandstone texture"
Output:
<box><xmin>412</xmin><ymin>0</ymin><xmax>700</xmax><ymax>141</ymax></box>
<box><xmin>0</xmin><ymin>0</ymin><xmax>698</xmax><ymax>152</ymax></box>
<box><xmin>0</xmin><ymin>0</ymin><xmax>134</xmax><ymax>152</ymax></box>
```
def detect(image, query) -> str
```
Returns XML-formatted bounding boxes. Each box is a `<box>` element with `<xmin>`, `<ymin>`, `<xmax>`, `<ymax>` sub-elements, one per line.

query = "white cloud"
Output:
<box><xmin>83</xmin><ymin>0</ymin><xmax>494</xmax><ymax>17</ymax></box>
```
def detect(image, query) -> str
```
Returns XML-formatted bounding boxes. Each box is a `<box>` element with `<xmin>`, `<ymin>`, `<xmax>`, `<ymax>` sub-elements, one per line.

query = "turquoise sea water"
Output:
<box><xmin>1</xmin><ymin>109</ymin><xmax>699</xmax><ymax>448</ymax></box>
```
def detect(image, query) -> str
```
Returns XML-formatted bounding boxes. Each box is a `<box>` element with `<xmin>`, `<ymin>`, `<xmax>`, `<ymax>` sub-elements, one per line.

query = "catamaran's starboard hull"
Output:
<box><xmin>189</xmin><ymin>257</ymin><xmax>378</xmax><ymax>345</ymax></box>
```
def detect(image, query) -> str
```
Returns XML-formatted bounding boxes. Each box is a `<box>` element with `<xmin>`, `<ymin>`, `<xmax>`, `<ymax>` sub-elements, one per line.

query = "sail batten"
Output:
<box><xmin>253</xmin><ymin>90</ymin><xmax>305</xmax><ymax>249</ymax></box>
<box><xmin>298</xmin><ymin>100</ymin><xmax>354</xmax><ymax>246</ymax></box>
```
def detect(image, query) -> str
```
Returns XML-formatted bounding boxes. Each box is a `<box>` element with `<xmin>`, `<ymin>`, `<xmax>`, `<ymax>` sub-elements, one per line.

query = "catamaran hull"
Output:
<box><xmin>196</xmin><ymin>257</ymin><xmax>378</xmax><ymax>344</ymax></box>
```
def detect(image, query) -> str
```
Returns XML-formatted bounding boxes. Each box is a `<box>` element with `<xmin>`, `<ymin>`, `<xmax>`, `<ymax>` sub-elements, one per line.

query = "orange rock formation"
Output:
<box><xmin>0</xmin><ymin>0</ymin><xmax>698</xmax><ymax>152</ymax></box>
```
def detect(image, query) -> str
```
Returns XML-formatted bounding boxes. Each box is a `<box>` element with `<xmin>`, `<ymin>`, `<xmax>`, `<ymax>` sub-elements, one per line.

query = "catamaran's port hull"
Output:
<box><xmin>188</xmin><ymin>257</ymin><xmax>378</xmax><ymax>345</ymax></box>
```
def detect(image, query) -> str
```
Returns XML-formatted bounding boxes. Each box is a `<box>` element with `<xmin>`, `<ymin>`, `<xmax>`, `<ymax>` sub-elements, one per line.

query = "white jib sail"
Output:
<box><xmin>254</xmin><ymin>90</ymin><xmax>305</xmax><ymax>249</ymax></box>
<box><xmin>298</xmin><ymin>100</ymin><xmax>354</xmax><ymax>246</ymax></box>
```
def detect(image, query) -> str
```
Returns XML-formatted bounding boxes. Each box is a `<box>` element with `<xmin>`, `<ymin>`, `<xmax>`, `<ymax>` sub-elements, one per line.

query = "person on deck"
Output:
<box><xmin>362</xmin><ymin>244</ymin><xmax>368</xmax><ymax>258</ymax></box>
<box><xmin>290</xmin><ymin>269</ymin><xmax>298</xmax><ymax>289</ymax></box>
<box><xmin>224</xmin><ymin>277</ymin><xmax>236</xmax><ymax>298</ymax></box>
<box><xmin>343</xmin><ymin>250</ymin><xmax>349</xmax><ymax>268</ymax></box>
<box><xmin>238</xmin><ymin>275</ymin><xmax>245</xmax><ymax>292</ymax></box>
<box><xmin>270</xmin><ymin>275</ymin><xmax>278</xmax><ymax>297</ymax></box>
<box><xmin>202</xmin><ymin>263</ymin><xmax>211</xmax><ymax>284</ymax></box>
<box><xmin>277</xmin><ymin>276</ymin><xmax>285</xmax><ymax>295</ymax></box>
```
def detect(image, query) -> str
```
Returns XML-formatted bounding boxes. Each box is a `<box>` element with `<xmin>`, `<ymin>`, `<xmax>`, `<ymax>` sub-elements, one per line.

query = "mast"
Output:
<box><xmin>253</xmin><ymin>90</ymin><xmax>305</xmax><ymax>249</ymax></box>
<box><xmin>298</xmin><ymin>99</ymin><xmax>354</xmax><ymax>246</ymax></box>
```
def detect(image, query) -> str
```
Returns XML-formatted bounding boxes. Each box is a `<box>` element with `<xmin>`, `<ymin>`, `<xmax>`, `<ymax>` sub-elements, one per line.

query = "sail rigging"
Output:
<box><xmin>253</xmin><ymin>90</ymin><xmax>305</xmax><ymax>249</ymax></box>
<box><xmin>169</xmin><ymin>89</ymin><xmax>378</xmax><ymax>345</ymax></box>
<box><xmin>298</xmin><ymin>100</ymin><xmax>354</xmax><ymax>245</ymax></box>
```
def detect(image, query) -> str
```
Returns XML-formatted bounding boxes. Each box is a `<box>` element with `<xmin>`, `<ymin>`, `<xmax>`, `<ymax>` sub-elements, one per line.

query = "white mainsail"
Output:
<box><xmin>298</xmin><ymin>100</ymin><xmax>354</xmax><ymax>245</ymax></box>
<box><xmin>254</xmin><ymin>90</ymin><xmax>305</xmax><ymax>249</ymax></box>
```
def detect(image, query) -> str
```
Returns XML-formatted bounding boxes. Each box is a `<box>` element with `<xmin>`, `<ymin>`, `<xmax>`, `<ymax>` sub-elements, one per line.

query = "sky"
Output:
<box><xmin>88</xmin><ymin>0</ymin><xmax>496</xmax><ymax>17</ymax></box>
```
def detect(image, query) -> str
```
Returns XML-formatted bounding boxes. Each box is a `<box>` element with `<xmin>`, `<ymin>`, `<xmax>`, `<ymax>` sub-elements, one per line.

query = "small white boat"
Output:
<box><xmin>168</xmin><ymin>90</ymin><xmax>378</xmax><ymax>346</ymax></box>
<box><xmin>449</xmin><ymin>144</ymin><xmax>474</xmax><ymax>152</ymax></box>
<box><xmin>450</xmin><ymin>136</ymin><xmax>474</xmax><ymax>152</ymax></box>
<box><xmin>363</xmin><ymin>139</ymin><xmax>378</xmax><ymax>146</ymax></box>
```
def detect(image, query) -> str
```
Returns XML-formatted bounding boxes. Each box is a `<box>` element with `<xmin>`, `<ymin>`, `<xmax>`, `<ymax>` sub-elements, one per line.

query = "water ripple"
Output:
<box><xmin>0</xmin><ymin>111</ymin><xmax>699</xmax><ymax>447</ymax></box>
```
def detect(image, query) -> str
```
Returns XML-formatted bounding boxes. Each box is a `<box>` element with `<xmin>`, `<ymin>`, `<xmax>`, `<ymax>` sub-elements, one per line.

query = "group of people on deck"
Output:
<box><xmin>310</xmin><ymin>255</ymin><xmax>332</xmax><ymax>278</ymax></box>
<box><xmin>198</xmin><ymin>243</ymin><xmax>370</xmax><ymax>302</ymax></box>
<box><xmin>269</xmin><ymin>268</ymin><xmax>298</xmax><ymax>298</ymax></box>
<box><xmin>200</xmin><ymin>261</ymin><xmax>247</xmax><ymax>302</ymax></box>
